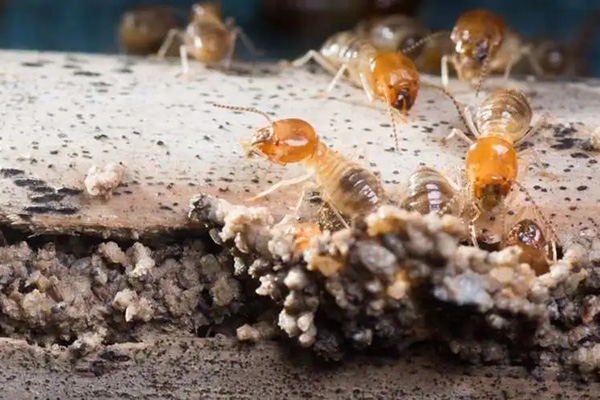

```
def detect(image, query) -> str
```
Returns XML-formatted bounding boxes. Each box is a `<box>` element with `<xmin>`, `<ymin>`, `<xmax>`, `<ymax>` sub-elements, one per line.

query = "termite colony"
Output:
<box><xmin>136</xmin><ymin>5</ymin><xmax>596</xmax><ymax>286</ymax></box>
<box><xmin>198</xmin><ymin>5</ymin><xmax>588</xmax><ymax>281</ymax></box>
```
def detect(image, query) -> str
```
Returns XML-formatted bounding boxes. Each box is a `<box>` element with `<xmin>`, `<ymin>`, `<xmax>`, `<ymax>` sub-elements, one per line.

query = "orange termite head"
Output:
<box><xmin>466</xmin><ymin>136</ymin><xmax>517</xmax><ymax>210</ymax></box>
<box><xmin>451</xmin><ymin>9</ymin><xmax>505</xmax><ymax>80</ymax></box>
<box><xmin>370</xmin><ymin>52</ymin><xmax>420</xmax><ymax>115</ymax></box>
<box><xmin>213</xmin><ymin>104</ymin><xmax>319</xmax><ymax>165</ymax></box>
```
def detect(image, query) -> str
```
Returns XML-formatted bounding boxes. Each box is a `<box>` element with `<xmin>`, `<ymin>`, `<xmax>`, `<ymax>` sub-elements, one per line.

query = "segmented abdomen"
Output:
<box><xmin>320</xmin><ymin>31</ymin><xmax>377</xmax><ymax>69</ymax></box>
<box><xmin>402</xmin><ymin>166</ymin><xmax>458</xmax><ymax>216</ymax></box>
<box><xmin>475</xmin><ymin>89</ymin><xmax>532</xmax><ymax>143</ymax></box>
<box><xmin>368</xmin><ymin>15</ymin><xmax>429</xmax><ymax>53</ymax></box>
<box><xmin>184</xmin><ymin>19</ymin><xmax>230</xmax><ymax>62</ymax></box>
<box><xmin>313</xmin><ymin>146</ymin><xmax>385</xmax><ymax>216</ymax></box>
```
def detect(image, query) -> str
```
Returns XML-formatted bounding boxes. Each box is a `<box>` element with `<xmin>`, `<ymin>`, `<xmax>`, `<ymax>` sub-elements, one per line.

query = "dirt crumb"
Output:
<box><xmin>84</xmin><ymin>162</ymin><xmax>125</xmax><ymax>197</ymax></box>
<box><xmin>97</xmin><ymin>241</ymin><xmax>129</xmax><ymax>266</ymax></box>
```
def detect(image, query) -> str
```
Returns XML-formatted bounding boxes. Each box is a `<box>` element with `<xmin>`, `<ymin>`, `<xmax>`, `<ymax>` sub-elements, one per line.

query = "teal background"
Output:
<box><xmin>0</xmin><ymin>0</ymin><xmax>598</xmax><ymax>75</ymax></box>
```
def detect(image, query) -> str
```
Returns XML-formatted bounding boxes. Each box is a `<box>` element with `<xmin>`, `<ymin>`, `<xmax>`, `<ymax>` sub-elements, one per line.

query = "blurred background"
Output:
<box><xmin>0</xmin><ymin>0</ymin><xmax>599</xmax><ymax>76</ymax></box>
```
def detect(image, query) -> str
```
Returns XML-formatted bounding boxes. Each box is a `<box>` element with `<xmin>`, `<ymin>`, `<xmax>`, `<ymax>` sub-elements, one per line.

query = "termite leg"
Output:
<box><xmin>441</xmin><ymin>55</ymin><xmax>450</xmax><ymax>87</ymax></box>
<box><xmin>499</xmin><ymin>202</ymin><xmax>508</xmax><ymax>247</ymax></box>
<box><xmin>294</xmin><ymin>183</ymin><xmax>323</xmax><ymax>218</ymax></box>
<box><xmin>157</xmin><ymin>29</ymin><xmax>182</xmax><ymax>59</ymax></box>
<box><xmin>224</xmin><ymin>17</ymin><xmax>235</xmax><ymax>29</ymax></box>
<box><xmin>504</xmin><ymin>46</ymin><xmax>530</xmax><ymax>80</ymax></box>
<box><xmin>224</xmin><ymin>30</ymin><xmax>237</xmax><ymax>69</ymax></box>
<box><xmin>291</xmin><ymin>50</ymin><xmax>339</xmax><ymax>76</ymax></box>
<box><xmin>518</xmin><ymin>148</ymin><xmax>558</xmax><ymax>180</ymax></box>
<box><xmin>315</xmin><ymin>63</ymin><xmax>349</xmax><ymax>99</ymax></box>
<box><xmin>247</xmin><ymin>173</ymin><xmax>314</xmax><ymax>202</ymax></box>
<box><xmin>443</xmin><ymin>128</ymin><xmax>474</xmax><ymax>145</ymax></box>
<box><xmin>322</xmin><ymin>195</ymin><xmax>350</xmax><ymax>229</ymax></box>
<box><xmin>525</xmin><ymin>48</ymin><xmax>546</xmax><ymax>77</ymax></box>
<box><xmin>179</xmin><ymin>45</ymin><xmax>190</xmax><ymax>75</ymax></box>
<box><xmin>293</xmin><ymin>184</ymin><xmax>312</xmax><ymax>216</ymax></box>
<box><xmin>464</xmin><ymin>106</ymin><xmax>480</xmax><ymax>137</ymax></box>
<box><xmin>359</xmin><ymin>72</ymin><xmax>376</xmax><ymax>103</ymax></box>
<box><xmin>231</xmin><ymin>27</ymin><xmax>264</xmax><ymax>56</ymax></box>
<box><xmin>469</xmin><ymin>205</ymin><xmax>481</xmax><ymax>247</ymax></box>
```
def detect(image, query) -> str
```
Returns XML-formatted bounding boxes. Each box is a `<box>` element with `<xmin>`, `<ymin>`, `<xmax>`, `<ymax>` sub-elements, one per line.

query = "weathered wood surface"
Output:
<box><xmin>0</xmin><ymin>337</ymin><xmax>597</xmax><ymax>399</ymax></box>
<box><xmin>0</xmin><ymin>50</ymin><xmax>599</xmax><ymax>240</ymax></box>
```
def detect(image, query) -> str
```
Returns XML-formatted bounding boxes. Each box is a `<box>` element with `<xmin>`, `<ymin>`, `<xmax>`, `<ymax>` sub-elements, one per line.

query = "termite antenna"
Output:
<box><xmin>387</xmin><ymin>106</ymin><xmax>400</xmax><ymax>152</ymax></box>
<box><xmin>513</xmin><ymin>180</ymin><xmax>560</xmax><ymax>248</ymax></box>
<box><xmin>213</xmin><ymin>103</ymin><xmax>273</xmax><ymax>124</ymax></box>
<box><xmin>401</xmin><ymin>31</ymin><xmax>451</xmax><ymax>55</ymax></box>
<box><xmin>474</xmin><ymin>56</ymin><xmax>492</xmax><ymax>97</ymax></box>
<box><xmin>421</xmin><ymin>82</ymin><xmax>469</xmax><ymax>131</ymax></box>
<box><xmin>438</xmin><ymin>191</ymin><xmax>460</xmax><ymax>217</ymax></box>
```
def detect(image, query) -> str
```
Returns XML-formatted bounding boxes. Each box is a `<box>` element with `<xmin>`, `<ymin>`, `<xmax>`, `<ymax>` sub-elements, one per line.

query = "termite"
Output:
<box><xmin>290</xmin><ymin>31</ymin><xmax>440</xmax><ymax>149</ymax></box>
<box><xmin>157</xmin><ymin>2</ymin><xmax>261</xmax><ymax>73</ymax></box>
<box><xmin>118</xmin><ymin>6</ymin><xmax>178</xmax><ymax>55</ymax></box>
<box><xmin>513</xmin><ymin>37</ymin><xmax>576</xmax><ymax>78</ymax></box>
<box><xmin>400</xmin><ymin>166</ymin><xmax>463</xmax><ymax>217</ymax></box>
<box><xmin>445</xmin><ymin>8</ymin><xmax>600</xmax><ymax>84</ymax></box>
<box><xmin>505</xmin><ymin>218</ymin><xmax>555</xmax><ymax>276</ymax></box>
<box><xmin>443</xmin><ymin>9</ymin><xmax>508</xmax><ymax>93</ymax></box>
<box><xmin>289</xmin><ymin>30</ymin><xmax>464</xmax><ymax>150</ymax></box>
<box><xmin>486</xmin><ymin>29</ymin><xmax>533</xmax><ymax>79</ymax></box>
<box><xmin>213</xmin><ymin>103</ymin><xmax>386</xmax><ymax>224</ymax></box>
<box><xmin>443</xmin><ymin>88</ymin><xmax>557</xmax><ymax>245</ymax></box>
<box><xmin>486</xmin><ymin>33</ymin><xmax>577</xmax><ymax>79</ymax></box>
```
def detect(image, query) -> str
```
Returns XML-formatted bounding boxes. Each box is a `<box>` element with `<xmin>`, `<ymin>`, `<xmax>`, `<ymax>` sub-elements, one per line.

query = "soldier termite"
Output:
<box><xmin>213</xmin><ymin>103</ymin><xmax>386</xmax><ymax>225</ymax></box>
<box><xmin>157</xmin><ymin>2</ymin><xmax>261</xmax><ymax>73</ymax></box>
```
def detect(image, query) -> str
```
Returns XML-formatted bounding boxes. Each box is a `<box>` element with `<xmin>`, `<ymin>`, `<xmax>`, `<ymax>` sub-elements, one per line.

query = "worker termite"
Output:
<box><xmin>505</xmin><ymin>37</ymin><xmax>578</xmax><ymax>78</ymax></box>
<box><xmin>213</xmin><ymin>103</ymin><xmax>386</xmax><ymax>224</ymax></box>
<box><xmin>506</xmin><ymin>218</ymin><xmax>555</xmax><ymax>276</ymax></box>
<box><xmin>157</xmin><ymin>2</ymin><xmax>261</xmax><ymax>73</ymax></box>
<box><xmin>118</xmin><ymin>6</ymin><xmax>179</xmax><ymax>55</ymax></box>
<box><xmin>289</xmin><ymin>30</ymin><xmax>462</xmax><ymax>150</ymax></box>
<box><xmin>400</xmin><ymin>166</ymin><xmax>463</xmax><ymax>217</ymax></box>
<box><xmin>486</xmin><ymin>33</ymin><xmax>578</xmax><ymax>79</ymax></box>
<box><xmin>443</xmin><ymin>9</ymin><xmax>508</xmax><ymax>93</ymax></box>
<box><xmin>397</xmin><ymin>9</ymin><xmax>510</xmax><ymax>91</ymax></box>
<box><xmin>443</xmin><ymin>88</ymin><xmax>557</xmax><ymax>245</ymax></box>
